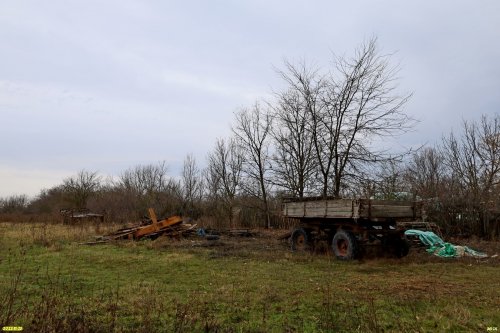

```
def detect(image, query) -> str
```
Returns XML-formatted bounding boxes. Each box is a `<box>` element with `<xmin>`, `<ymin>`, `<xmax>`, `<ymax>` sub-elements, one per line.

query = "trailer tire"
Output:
<box><xmin>332</xmin><ymin>230</ymin><xmax>357</xmax><ymax>260</ymax></box>
<box><xmin>290</xmin><ymin>228</ymin><xmax>309</xmax><ymax>252</ymax></box>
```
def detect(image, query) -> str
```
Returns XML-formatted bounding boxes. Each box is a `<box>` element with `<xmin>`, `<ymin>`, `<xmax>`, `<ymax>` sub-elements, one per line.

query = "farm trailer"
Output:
<box><xmin>283</xmin><ymin>197</ymin><xmax>424</xmax><ymax>259</ymax></box>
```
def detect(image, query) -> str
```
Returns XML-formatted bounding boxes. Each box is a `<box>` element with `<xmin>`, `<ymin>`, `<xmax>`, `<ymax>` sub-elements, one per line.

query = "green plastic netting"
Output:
<box><xmin>404</xmin><ymin>229</ymin><xmax>487</xmax><ymax>258</ymax></box>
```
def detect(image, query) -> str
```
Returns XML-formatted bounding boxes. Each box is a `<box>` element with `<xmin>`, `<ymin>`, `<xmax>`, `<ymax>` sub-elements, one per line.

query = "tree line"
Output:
<box><xmin>1</xmin><ymin>38</ymin><xmax>498</xmax><ymax>238</ymax></box>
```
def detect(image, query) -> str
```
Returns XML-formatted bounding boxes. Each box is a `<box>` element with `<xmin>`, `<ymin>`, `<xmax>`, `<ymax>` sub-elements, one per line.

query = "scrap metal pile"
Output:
<box><xmin>84</xmin><ymin>208</ymin><xmax>197</xmax><ymax>244</ymax></box>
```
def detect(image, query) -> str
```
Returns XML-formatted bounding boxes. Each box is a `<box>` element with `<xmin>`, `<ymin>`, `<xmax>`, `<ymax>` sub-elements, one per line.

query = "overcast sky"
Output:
<box><xmin>1</xmin><ymin>1</ymin><xmax>499</xmax><ymax>197</ymax></box>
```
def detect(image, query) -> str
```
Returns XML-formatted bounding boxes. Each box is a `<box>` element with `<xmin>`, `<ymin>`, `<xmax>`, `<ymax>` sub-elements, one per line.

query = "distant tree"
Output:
<box><xmin>232</xmin><ymin>103</ymin><xmax>273</xmax><ymax>228</ymax></box>
<box><xmin>27</xmin><ymin>186</ymin><xmax>65</xmax><ymax>214</ymax></box>
<box><xmin>373</xmin><ymin>159</ymin><xmax>408</xmax><ymax>199</ymax></box>
<box><xmin>0</xmin><ymin>194</ymin><xmax>29</xmax><ymax>214</ymax></box>
<box><xmin>180</xmin><ymin>154</ymin><xmax>204</xmax><ymax>217</ymax></box>
<box><xmin>62</xmin><ymin>170</ymin><xmax>101</xmax><ymax>208</ymax></box>
<box><xmin>442</xmin><ymin>114</ymin><xmax>500</xmax><ymax>201</ymax></box>
<box><xmin>440</xmin><ymin>114</ymin><xmax>500</xmax><ymax>237</ymax></box>
<box><xmin>405</xmin><ymin>147</ymin><xmax>446</xmax><ymax>199</ymax></box>
<box><xmin>119</xmin><ymin>162</ymin><xmax>170</xmax><ymax>196</ymax></box>
<box><xmin>206</xmin><ymin>138</ymin><xmax>243</xmax><ymax>225</ymax></box>
<box><xmin>117</xmin><ymin>161</ymin><xmax>177</xmax><ymax>216</ymax></box>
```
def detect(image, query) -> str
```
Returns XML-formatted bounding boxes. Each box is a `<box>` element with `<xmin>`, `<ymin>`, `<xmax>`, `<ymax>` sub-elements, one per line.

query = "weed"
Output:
<box><xmin>0</xmin><ymin>250</ymin><xmax>28</xmax><ymax>327</ymax></box>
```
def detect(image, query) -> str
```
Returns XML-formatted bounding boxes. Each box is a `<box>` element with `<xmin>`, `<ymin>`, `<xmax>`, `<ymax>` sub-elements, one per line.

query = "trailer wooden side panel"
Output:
<box><xmin>326</xmin><ymin>199</ymin><xmax>359</xmax><ymax>218</ymax></box>
<box><xmin>283</xmin><ymin>198</ymin><xmax>422</xmax><ymax>220</ymax></box>
<box><xmin>283</xmin><ymin>199</ymin><xmax>358</xmax><ymax>218</ymax></box>
<box><xmin>283</xmin><ymin>202</ymin><xmax>308</xmax><ymax>217</ymax></box>
<box><xmin>358</xmin><ymin>200</ymin><xmax>422</xmax><ymax>219</ymax></box>
<box><xmin>369</xmin><ymin>205</ymin><xmax>415</xmax><ymax>218</ymax></box>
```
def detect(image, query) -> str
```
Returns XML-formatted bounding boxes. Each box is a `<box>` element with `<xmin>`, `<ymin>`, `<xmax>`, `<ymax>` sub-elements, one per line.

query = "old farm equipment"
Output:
<box><xmin>283</xmin><ymin>197</ymin><xmax>423</xmax><ymax>259</ymax></box>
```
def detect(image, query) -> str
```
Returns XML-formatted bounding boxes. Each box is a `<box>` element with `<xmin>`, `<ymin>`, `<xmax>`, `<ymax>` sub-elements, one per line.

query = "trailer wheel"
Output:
<box><xmin>332</xmin><ymin>230</ymin><xmax>357</xmax><ymax>260</ymax></box>
<box><xmin>290</xmin><ymin>228</ymin><xmax>309</xmax><ymax>251</ymax></box>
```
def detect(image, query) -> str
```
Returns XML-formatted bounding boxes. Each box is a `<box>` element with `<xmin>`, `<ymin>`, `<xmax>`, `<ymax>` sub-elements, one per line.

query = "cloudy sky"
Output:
<box><xmin>1</xmin><ymin>1</ymin><xmax>499</xmax><ymax>197</ymax></box>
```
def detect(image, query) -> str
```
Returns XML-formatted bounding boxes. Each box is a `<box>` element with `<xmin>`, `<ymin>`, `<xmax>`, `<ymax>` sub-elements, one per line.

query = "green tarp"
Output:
<box><xmin>404</xmin><ymin>229</ymin><xmax>488</xmax><ymax>258</ymax></box>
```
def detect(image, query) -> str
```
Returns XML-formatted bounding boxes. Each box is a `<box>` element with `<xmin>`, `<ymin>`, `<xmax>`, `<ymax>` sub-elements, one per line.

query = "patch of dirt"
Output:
<box><xmin>150</xmin><ymin>229</ymin><xmax>290</xmax><ymax>259</ymax></box>
<box><xmin>149</xmin><ymin>228</ymin><xmax>500</xmax><ymax>264</ymax></box>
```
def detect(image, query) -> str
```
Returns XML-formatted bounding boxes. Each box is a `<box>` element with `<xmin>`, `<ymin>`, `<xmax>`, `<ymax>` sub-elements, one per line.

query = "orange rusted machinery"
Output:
<box><xmin>82</xmin><ymin>209</ymin><xmax>197</xmax><ymax>245</ymax></box>
<box><xmin>133</xmin><ymin>208</ymin><xmax>183</xmax><ymax>239</ymax></box>
<box><xmin>107</xmin><ymin>208</ymin><xmax>185</xmax><ymax>240</ymax></box>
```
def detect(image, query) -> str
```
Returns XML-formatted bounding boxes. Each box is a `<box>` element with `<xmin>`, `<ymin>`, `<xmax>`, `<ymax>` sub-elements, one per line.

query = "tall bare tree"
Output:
<box><xmin>271</xmin><ymin>88</ymin><xmax>317</xmax><ymax>198</ymax></box>
<box><xmin>278</xmin><ymin>38</ymin><xmax>414</xmax><ymax>198</ymax></box>
<box><xmin>276</xmin><ymin>60</ymin><xmax>327</xmax><ymax>196</ymax></box>
<box><xmin>232</xmin><ymin>103</ymin><xmax>273</xmax><ymax>228</ymax></box>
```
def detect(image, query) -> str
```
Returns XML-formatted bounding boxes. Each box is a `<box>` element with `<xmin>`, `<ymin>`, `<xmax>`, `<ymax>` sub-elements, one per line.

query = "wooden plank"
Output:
<box><xmin>283</xmin><ymin>202</ymin><xmax>307</xmax><ymax>217</ymax></box>
<box><xmin>369</xmin><ymin>205</ymin><xmax>415</xmax><ymax>218</ymax></box>
<box><xmin>283</xmin><ymin>199</ymin><xmax>357</xmax><ymax>218</ymax></box>
<box><xmin>360</xmin><ymin>199</ymin><xmax>415</xmax><ymax>206</ymax></box>
<box><xmin>133</xmin><ymin>215</ymin><xmax>183</xmax><ymax>239</ymax></box>
<box><xmin>358</xmin><ymin>200</ymin><xmax>422</xmax><ymax>219</ymax></box>
<box><xmin>304</xmin><ymin>201</ymin><xmax>327</xmax><ymax>217</ymax></box>
<box><xmin>148</xmin><ymin>207</ymin><xmax>159</xmax><ymax>232</ymax></box>
<box><xmin>326</xmin><ymin>199</ymin><xmax>356</xmax><ymax>218</ymax></box>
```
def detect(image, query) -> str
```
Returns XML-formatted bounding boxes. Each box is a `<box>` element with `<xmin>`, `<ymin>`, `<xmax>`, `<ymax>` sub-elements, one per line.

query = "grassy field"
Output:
<box><xmin>0</xmin><ymin>222</ymin><xmax>499</xmax><ymax>332</ymax></box>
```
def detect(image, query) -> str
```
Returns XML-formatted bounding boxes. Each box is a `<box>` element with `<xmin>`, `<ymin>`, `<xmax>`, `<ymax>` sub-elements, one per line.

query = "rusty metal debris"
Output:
<box><xmin>82</xmin><ymin>208</ymin><xmax>262</xmax><ymax>245</ymax></box>
<box><xmin>83</xmin><ymin>208</ymin><xmax>197</xmax><ymax>244</ymax></box>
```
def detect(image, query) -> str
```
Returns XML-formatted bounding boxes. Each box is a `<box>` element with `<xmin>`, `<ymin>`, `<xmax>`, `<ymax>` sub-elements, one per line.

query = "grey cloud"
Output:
<box><xmin>1</xmin><ymin>0</ymin><xmax>499</xmax><ymax>196</ymax></box>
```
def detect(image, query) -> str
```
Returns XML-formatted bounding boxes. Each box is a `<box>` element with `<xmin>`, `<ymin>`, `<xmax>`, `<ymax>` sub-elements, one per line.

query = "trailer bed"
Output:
<box><xmin>283</xmin><ymin>198</ymin><xmax>422</xmax><ymax>221</ymax></box>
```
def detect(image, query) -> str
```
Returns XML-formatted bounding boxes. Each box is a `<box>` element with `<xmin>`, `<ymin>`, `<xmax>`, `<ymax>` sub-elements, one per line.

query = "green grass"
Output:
<box><xmin>0</xmin><ymin>222</ymin><xmax>499</xmax><ymax>332</ymax></box>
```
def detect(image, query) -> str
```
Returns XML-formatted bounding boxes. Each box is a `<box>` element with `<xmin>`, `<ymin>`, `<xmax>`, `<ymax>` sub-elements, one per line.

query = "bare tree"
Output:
<box><xmin>271</xmin><ymin>88</ymin><xmax>317</xmax><ymax>198</ymax></box>
<box><xmin>206</xmin><ymin>138</ymin><xmax>244</xmax><ymax>225</ymax></box>
<box><xmin>441</xmin><ymin>114</ymin><xmax>500</xmax><ymax>236</ymax></box>
<box><xmin>117</xmin><ymin>161</ymin><xmax>178</xmax><ymax>216</ymax></box>
<box><xmin>232</xmin><ymin>103</ymin><xmax>273</xmax><ymax>228</ymax></box>
<box><xmin>62</xmin><ymin>170</ymin><xmax>101</xmax><ymax>208</ymax></box>
<box><xmin>442</xmin><ymin>115</ymin><xmax>500</xmax><ymax>199</ymax></box>
<box><xmin>278</xmin><ymin>38</ymin><xmax>414</xmax><ymax>198</ymax></box>
<box><xmin>119</xmin><ymin>162</ymin><xmax>170</xmax><ymax>196</ymax></box>
<box><xmin>27</xmin><ymin>186</ymin><xmax>65</xmax><ymax>215</ymax></box>
<box><xmin>405</xmin><ymin>147</ymin><xmax>445</xmax><ymax>199</ymax></box>
<box><xmin>276</xmin><ymin>60</ymin><xmax>327</xmax><ymax>196</ymax></box>
<box><xmin>373</xmin><ymin>159</ymin><xmax>408</xmax><ymax>199</ymax></box>
<box><xmin>181</xmin><ymin>154</ymin><xmax>204</xmax><ymax>217</ymax></box>
<box><xmin>204</xmin><ymin>162</ymin><xmax>221</xmax><ymax>203</ymax></box>
<box><xmin>0</xmin><ymin>194</ymin><xmax>29</xmax><ymax>214</ymax></box>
